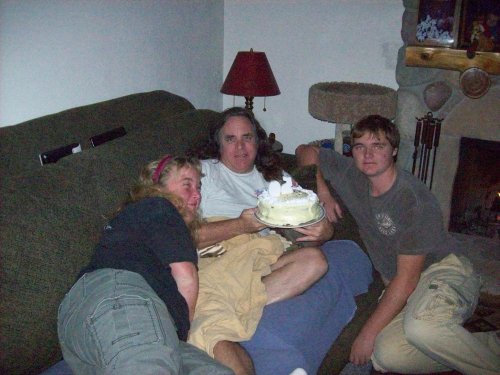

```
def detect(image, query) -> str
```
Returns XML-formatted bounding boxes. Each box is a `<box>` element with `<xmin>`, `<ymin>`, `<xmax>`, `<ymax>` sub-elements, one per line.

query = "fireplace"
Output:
<box><xmin>448</xmin><ymin>137</ymin><xmax>500</xmax><ymax>239</ymax></box>
<box><xmin>395</xmin><ymin>0</ymin><xmax>499</xmax><ymax>303</ymax></box>
<box><xmin>415</xmin><ymin>86</ymin><xmax>500</xmax><ymax>229</ymax></box>
<box><xmin>396</xmin><ymin>2</ymin><xmax>500</xmax><ymax>230</ymax></box>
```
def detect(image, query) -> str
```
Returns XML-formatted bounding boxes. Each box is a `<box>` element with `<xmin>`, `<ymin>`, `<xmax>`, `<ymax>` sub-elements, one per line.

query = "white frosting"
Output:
<box><xmin>281</xmin><ymin>183</ymin><xmax>293</xmax><ymax>195</ymax></box>
<box><xmin>268</xmin><ymin>180</ymin><xmax>281</xmax><ymax>197</ymax></box>
<box><xmin>283</xmin><ymin>176</ymin><xmax>293</xmax><ymax>187</ymax></box>
<box><xmin>257</xmin><ymin>183</ymin><xmax>322</xmax><ymax>226</ymax></box>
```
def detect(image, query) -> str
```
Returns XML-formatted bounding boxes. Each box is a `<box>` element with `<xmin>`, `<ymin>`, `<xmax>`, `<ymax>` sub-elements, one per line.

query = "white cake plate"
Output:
<box><xmin>254</xmin><ymin>206</ymin><xmax>325</xmax><ymax>228</ymax></box>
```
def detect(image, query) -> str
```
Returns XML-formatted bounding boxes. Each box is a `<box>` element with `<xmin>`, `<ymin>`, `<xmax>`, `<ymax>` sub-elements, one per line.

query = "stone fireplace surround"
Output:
<box><xmin>396</xmin><ymin>0</ymin><xmax>500</xmax><ymax>229</ymax></box>
<box><xmin>395</xmin><ymin>1</ymin><xmax>499</xmax><ymax>298</ymax></box>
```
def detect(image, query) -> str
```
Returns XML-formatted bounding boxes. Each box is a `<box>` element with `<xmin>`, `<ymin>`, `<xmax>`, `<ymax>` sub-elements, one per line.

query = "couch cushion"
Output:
<box><xmin>0</xmin><ymin>161</ymin><xmax>103</xmax><ymax>374</ymax></box>
<box><xmin>0</xmin><ymin>90</ymin><xmax>195</xmax><ymax>177</ymax></box>
<box><xmin>0</xmin><ymin>106</ymin><xmax>220</xmax><ymax>374</ymax></box>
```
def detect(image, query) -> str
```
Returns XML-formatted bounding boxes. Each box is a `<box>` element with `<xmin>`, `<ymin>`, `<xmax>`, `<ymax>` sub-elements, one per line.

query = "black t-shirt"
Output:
<box><xmin>81</xmin><ymin>197</ymin><xmax>198</xmax><ymax>341</ymax></box>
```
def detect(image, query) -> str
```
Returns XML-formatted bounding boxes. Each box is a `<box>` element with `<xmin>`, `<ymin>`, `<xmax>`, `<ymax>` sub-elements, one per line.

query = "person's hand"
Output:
<box><xmin>349</xmin><ymin>332</ymin><xmax>376</xmax><ymax>366</ymax></box>
<box><xmin>239</xmin><ymin>208</ymin><xmax>267</xmax><ymax>233</ymax></box>
<box><xmin>292</xmin><ymin>217</ymin><xmax>333</xmax><ymax>244</ymax></box>
<box><xmin>321</xmin><ymin>195</ymin><xmax>343</xmax><ymax>223</ymax></box>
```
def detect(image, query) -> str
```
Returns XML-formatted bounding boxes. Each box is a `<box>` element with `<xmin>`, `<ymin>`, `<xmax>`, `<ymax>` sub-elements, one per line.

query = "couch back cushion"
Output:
<box><xmin>0</xmin><ymin>90</ymin><xmax>194</xmax><ymax>177</ymax></box>
<box><xmin>0</xmin><ymin>95</ymin><xmax>220</xmax><ymax>374</ymax></box>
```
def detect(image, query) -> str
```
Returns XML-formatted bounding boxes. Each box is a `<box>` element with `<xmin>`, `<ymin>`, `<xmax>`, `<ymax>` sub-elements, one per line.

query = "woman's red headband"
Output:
<box><xmin>152</xmin><ymin>155</ymin><xmax>173</xmax><ymax>184</ymax></box>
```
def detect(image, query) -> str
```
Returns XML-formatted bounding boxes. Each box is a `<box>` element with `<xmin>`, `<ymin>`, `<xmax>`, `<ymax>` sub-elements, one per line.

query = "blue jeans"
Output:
<box><xmin>57</xmin><ymin>269</ymin><xmax>233</xmax><ymax>375</ymax></box>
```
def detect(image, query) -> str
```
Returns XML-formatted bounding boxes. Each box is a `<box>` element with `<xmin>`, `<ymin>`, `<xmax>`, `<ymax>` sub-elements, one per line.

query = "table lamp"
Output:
<box><xmin>221</xmin><ymin>49</ymin><xmax>280</xmax><ymax>111</ymax></box>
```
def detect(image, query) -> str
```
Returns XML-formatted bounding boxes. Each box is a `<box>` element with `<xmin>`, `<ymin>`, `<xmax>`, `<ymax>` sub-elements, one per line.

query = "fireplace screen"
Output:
<box><xmin>449</xmin><ymin>137</ymin><xmax>500</xmax><ymax>239</ymax></box>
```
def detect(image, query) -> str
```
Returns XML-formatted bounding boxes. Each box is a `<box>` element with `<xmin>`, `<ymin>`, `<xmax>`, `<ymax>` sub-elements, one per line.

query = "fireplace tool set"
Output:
<box><xmin>412</xmin><ymin>112</ymin><xmax>442</xmax><ymax>190</ymax></box>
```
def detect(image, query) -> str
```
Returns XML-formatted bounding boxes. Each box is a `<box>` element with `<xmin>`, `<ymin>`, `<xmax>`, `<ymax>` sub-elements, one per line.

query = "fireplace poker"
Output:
<box><xmin>412</xmin><ymin>118</ymin><xmax>422</xmax><ymax>175</ymax></box>
<box><xmin>418</xmin><ymin>116</ymin><xmax>429</xmax><ymax>181</ymax></box>
<box><xmin>423</xmin><ymin>116</ymin><xmax>435</xmax><ymax>184</ymax></box>
<box><xmin>429</xmin><ymin>118</ymin><xmax>441</xmax><ymax>190</ymax></box>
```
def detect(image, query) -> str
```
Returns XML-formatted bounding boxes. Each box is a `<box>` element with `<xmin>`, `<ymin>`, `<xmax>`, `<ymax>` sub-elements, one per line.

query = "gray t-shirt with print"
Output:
<box><xmin>319</xmin><ymin>148</ymin><xmax>463</xmax><ymax>281</ymax></box>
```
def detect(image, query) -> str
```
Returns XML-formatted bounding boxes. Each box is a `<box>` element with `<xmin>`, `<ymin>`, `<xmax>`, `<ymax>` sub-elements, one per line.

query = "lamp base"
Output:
<box><xmin>244</xmin><ymin>96</ymin><xmax>254</xmax><ymax>111</ymax></box>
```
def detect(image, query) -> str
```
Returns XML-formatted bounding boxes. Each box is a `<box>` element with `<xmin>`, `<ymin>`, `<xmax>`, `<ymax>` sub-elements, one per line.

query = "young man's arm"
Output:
<box><xmin>295</xmin><ymin>145</ymin><xmax>343</xmax><ymax>222</ymax></box>
<box><xmin>349</xmin><ymin>254</ymin><xmax>426</xmax><ymax>365</ymax></box>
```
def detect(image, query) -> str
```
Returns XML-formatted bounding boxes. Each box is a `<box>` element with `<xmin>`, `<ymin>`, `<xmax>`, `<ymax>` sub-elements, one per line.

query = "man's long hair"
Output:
<box><xmin>188</xmin><ymin>107</ymin><xmax>283</xmax><ymax>181</ymax></box>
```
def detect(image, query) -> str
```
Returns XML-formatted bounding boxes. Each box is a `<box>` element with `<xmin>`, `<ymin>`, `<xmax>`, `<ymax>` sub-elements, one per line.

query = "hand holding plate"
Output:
<box><xmin>292</xmin><ymin>216</ymin><xmax>334</xmax><ymax>244</ymax></box>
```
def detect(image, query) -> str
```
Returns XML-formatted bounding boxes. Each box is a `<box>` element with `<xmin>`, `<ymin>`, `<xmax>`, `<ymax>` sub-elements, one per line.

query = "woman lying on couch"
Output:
<box><xmin>57</xmin><ymin>155</ymin><xmax>233</xmax><ymax>375</ymax></box>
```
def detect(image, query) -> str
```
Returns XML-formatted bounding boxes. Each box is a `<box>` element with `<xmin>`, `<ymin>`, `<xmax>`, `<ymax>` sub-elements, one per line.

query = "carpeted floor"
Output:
<box><xmin>339</xmin><ymin>296</ymin><xmax>499</xmax><ymax>375</ymax></box>
<box><xmin>464</xmin><ymin>298</ymin><xmax>500</xmax><ymax>333</ymax></box>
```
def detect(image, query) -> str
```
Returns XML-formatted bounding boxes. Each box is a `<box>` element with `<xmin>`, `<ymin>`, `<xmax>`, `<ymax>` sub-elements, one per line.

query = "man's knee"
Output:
<box><xmin>299</xmin><ymin>247</ymin><xmax>328</xmax><ymax>275</ymax></box>
<box><xmin>371</xmin><ymin>332</ymin><xmax>405</xmax><ymax>373</ymax></box>
<box><xmin>404</xmin><ymin>315</ymin><xmax>443</xmax><ymax>351</ymax></box>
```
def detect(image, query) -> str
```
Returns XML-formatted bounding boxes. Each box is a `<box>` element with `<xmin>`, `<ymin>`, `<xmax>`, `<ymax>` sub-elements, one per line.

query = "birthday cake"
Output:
<box><xmin>256</xmin><ymin>177</ymin><xmax>322</xmax><ymax>226</ymax></box>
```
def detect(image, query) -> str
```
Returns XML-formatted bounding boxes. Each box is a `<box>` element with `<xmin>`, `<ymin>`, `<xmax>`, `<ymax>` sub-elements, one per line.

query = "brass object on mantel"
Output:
<box><xmin>405</xmin><ymin>46</ymin><xmax>500</xmax><ymax>75</ymax></box>
<box><xmin>459</xmin><ymin>68</ymin><xmax>491</xmax><ymax>99</ymax></box>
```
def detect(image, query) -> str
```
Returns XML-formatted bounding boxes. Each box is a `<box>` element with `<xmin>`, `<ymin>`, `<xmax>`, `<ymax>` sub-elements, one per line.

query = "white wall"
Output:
<box><xmin>223</xmin><ymin>0</ymin><xmax>404</xmax><ymax>153</ymax></box>
<box><xmin>0</xmin><ymin>0</ymin><xmax>223</xmax><ymax>126</ymax></box>
<box><xmin>1</xmin><ymin>0</ymin><xmax>403</xmax><ymax>155</ymax></box>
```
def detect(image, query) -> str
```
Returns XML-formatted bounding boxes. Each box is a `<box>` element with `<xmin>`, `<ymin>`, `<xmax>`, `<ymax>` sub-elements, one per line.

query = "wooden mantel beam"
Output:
<box><xmin>405</xmin><ymin>46</ymin><xmax>500</xmax><ymax>75</ymax></box>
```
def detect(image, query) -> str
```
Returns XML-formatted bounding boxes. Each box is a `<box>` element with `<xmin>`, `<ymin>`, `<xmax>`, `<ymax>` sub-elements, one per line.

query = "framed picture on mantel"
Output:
<box><xmin>416</xmin><ymin>0</ymin><xmax>462</xmax><ymax>47</ymax></box>
<box><xmin>458</xmin><ymin>0</ymin><xmax>500</xmax><ymax>52</ymax></box>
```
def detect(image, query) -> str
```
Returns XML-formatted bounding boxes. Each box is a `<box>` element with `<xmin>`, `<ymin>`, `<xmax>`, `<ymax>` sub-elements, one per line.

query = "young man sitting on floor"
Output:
<box><xmin>296</xmin><ymin>114</ymin><xmax>500</xmax><ymax>375</ymax></box>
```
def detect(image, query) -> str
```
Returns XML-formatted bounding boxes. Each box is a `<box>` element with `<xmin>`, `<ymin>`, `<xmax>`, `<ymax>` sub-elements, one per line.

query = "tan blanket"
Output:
<box><xmin>188</xmin><ymin>231</ymin><xmax>286</xmax><ymax>356</ymax></box>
